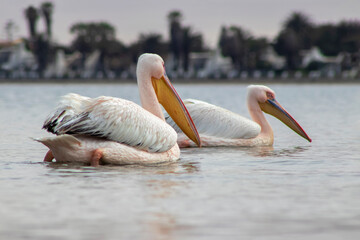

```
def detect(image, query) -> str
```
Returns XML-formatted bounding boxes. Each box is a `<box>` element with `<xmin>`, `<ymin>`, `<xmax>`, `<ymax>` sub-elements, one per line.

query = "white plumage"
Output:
<box><xmin>36</xmin><ymin>53</ymin><xmax>200</xmax><ymax>166</ymax></box>
<box><xmin>166</xmin><ymin>85</ymin><xmax>311</xmax><ymax>147</ymax></box>
<box><xmin>44</xmin><ymin>94</ymin><xmax>177</xmax><ymax>153</ymax></box>
<box><xmin>37</xmin><ymin>134</ymin><xmax>180</xmax><ymax>165</ymax></box>
<box><xmin>166</xmin><ymin>99</ymin><xmax>260</xmax><ymax>139</ymax></box>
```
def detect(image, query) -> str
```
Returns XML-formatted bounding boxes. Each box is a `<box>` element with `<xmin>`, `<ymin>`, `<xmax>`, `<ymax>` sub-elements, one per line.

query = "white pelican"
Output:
<box><xmin>166</xmin><ymin>85</ymin><xmax>311</xmax><ymax>147</ymax></box>
<box><xmin>36</xmin><ymin>53</ymin><xmax>201</xmax><ymax>166</ymax></box>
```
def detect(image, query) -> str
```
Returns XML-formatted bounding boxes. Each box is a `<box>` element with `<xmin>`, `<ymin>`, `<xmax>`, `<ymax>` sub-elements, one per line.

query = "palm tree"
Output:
<box><xmin>182</xmin><ymin>27</ymin><xmax>191</xmax><ymax>72</ymax></box>
<box><xmin>41</xmin><ymin>2</ymin><xmax>54</xmax><ymax>39</ymax></box>
<box><xmin>275</xmin><ymin>29</ymin><xmax>301</xmax><ymax>70</ymax></box>
<box><xmin>167</xmin><ymin>10</ymin><xmax>183</xmax><ymax>71</ymax></box>
<box><xmin>283</xmin><ymin>11</ymin><xmax>313</xmax><ymax>49</ymax></box>
<box><xmin>24</xmin><ymin>6</ymin><xmax>39</xmax><ymax>40</ymax></box>
<box><xmin>70</xmin><ymin>21</ymin><xmax>117</xmax><ymax>76</ymax></box>
<box><xmin>137</xmin><ymin>33</ymin><xmax>167</xmax><ymax>55</ymax></box>
<box><xmin>218</xmin><ymin>26</ymin><xmax>229</xmax><ymax>55</ymax></box>
<box><xmin>167</xmin><ymin>11</ymin><xmax>182</xmax><ymax>23</ymax></box>
<box><xmin>247</xmin><ymin>37</ymin><xmax>269</xmax><ymax>70</ymax></box>
<box><xmin>229</xmin><ymin>26</ymin><xmax>248</xmax><ymax>70</ymax></box>
<box><xmin>181</xmin><ymin>27</ymin><xmax>205</xmax><ymax>72</ymax></box>
<box><xmin>35</xmin><ymin>34</ymin><xmax>49</xmax><ymax>77</ymax></box>
<box><xmin>218</xmin><ymin>26</ymin><xmax>249</xmax><ymax>70</ymax></box>
<box><xmin>274</xmin><ymin>12</ymin><xmax>314</xmax><ymax>70</ymax></box>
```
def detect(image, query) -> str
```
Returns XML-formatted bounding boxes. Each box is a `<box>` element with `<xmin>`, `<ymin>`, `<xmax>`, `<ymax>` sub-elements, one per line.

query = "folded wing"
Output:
<box><xmin>166</xmin><ymin>99</ymin><xmax>260</xmax><ymax>139</ymax></box>
<box><xmin>43</xmin><ymin>93</ymin><xmax>177</xmax><ymax>152</ymax></box>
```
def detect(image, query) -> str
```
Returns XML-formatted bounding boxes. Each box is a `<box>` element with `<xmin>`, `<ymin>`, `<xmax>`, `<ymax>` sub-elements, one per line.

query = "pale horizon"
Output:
<box><xmin>1</xmin><ymin>0</ymin><xmax>360</xmax><ymax>48</ymax></box>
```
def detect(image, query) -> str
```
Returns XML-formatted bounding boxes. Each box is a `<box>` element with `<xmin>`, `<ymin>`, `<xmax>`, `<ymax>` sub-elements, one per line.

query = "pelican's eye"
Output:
<box><xmin>266</xmin><ymin>92</ymin><xmax>275</xmax><ymax>100</ymax></box>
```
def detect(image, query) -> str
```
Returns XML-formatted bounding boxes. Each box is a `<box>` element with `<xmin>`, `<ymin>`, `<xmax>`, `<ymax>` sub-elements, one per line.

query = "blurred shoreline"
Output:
<box><xmin>0</xmin><ymin>77</ymin><xmax>359</xmax><ymax>84</ymax></box>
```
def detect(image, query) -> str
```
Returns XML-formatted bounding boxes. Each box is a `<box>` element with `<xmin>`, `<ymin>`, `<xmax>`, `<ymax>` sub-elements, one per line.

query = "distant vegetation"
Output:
<box><xmin>2</xmin><ymin>1</ymin><xmax>360</xmax><ymax>79</ymax></box>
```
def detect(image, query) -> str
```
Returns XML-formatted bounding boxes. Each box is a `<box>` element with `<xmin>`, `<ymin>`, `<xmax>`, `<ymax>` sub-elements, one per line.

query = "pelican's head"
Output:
<box><xmin>136</xmin><ymin>53</ymin><xmax>201</xmax><ymax>147</ymax></box>
<box><xmin>137</xmin><ymin>53</ymin><xmax>165</xmax><ymax>79</ymax></box>
<box><xmin>247</xmin><ymin>85</ymin><xmax>311</xmax><ymax>142</ymax></box>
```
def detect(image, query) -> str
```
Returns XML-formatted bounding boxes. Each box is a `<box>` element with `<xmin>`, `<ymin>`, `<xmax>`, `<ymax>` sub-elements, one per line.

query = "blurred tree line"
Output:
<box><xmin>274</xmin><ymin>12</ymin><xmax>360</xmax><ymax>70</ymax></box>
<box><xmin>219</xmin><ymin>12</ymin><xmax>360</xmax><ymax>71</ymax></box>
<box><xmin>167</xmin><ymin>11</ymin><xmax>206</xmax><ymax>72</ymax></box>
<box><xmin>21</xmin><ymin>3</ymin><xmax>360</xmax><ymax>77</ymax></box>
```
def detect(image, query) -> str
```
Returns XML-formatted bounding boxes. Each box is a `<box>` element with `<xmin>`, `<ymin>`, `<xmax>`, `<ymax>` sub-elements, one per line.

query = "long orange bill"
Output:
<box><xmin>259</xmin><ymin>98</ymin><xmax>312</xmax><ymax>142</ymax></box>
<box><xmin>151</xmin><ymin>73</ymin><xmax>201</xmax><ymax>147</ymax></box>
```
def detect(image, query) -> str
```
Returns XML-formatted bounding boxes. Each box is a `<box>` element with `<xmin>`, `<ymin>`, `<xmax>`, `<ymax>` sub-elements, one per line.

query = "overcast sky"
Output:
<box><xmin>1</xmin><ymin>0</ymin><xmax>360</xmax><ymax>47</ymax></box>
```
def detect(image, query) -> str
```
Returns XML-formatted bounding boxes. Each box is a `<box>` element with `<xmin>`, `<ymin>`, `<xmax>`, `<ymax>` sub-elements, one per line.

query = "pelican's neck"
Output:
<box><xmin>247</xmin><ymin>98</ymin><xmax>274</xmax><ymax>143</ymax></box>
<box><xmin>137</xmin><ymin>71</ymin><xmax>165</xmax><ymax>121</ymax></box>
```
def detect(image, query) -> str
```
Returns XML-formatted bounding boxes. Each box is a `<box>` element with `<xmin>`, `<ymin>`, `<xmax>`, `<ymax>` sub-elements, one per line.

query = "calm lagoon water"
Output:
<box><xmin>0</xmin><ymin>82</ymin><xmax>360</xmax><ymax>239</ymax></box>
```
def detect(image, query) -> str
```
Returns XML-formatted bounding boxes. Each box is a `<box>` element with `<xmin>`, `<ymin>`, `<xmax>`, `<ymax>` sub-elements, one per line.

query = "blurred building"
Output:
<box><xmin>261</xmin><ymin>46</ymin><xmax>286</xmax><ymax>70</ymax></box>
<box><xmin>0</xmin><ymin>39</ymin><xmax>36</xmax><ymax>78</ymax></box>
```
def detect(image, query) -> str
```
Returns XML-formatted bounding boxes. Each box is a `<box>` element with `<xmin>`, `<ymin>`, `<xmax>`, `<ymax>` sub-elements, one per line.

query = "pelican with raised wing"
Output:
<box><xmin>36</xmin><ymin>53</ymin><xmax>201</xmax><ymax>166</ymax></box>
<box><xmin>166</xmin><ymin>85</ymin><xmax>311</xmax><ymax>147</ymax></box>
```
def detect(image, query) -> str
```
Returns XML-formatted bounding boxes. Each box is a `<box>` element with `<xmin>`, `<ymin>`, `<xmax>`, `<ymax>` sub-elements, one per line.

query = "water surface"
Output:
<box><xmin>0</xmin><ymin>83</ymin><xmax>360</xmax><ymax>239</ymax></box>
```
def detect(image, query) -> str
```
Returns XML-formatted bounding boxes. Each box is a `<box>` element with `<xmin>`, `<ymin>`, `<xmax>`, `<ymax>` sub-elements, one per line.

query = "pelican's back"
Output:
<box><xmin>166</xmin><ymin>99</ymin><xmax>260</xmax><ymax>139</ymax></box>
<box><xmin>43</xmin><ymin>93</ymin><xmax>178</xmax><ymax>153</ymax></box>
